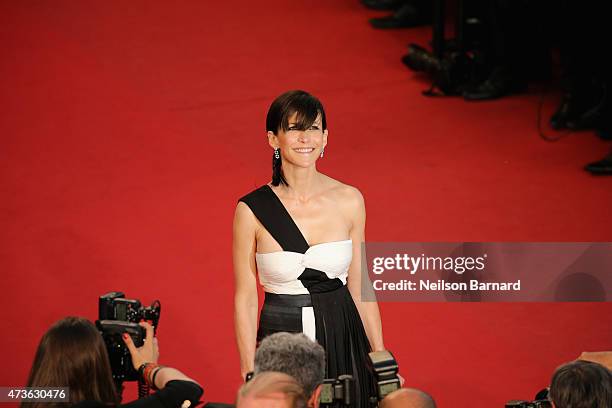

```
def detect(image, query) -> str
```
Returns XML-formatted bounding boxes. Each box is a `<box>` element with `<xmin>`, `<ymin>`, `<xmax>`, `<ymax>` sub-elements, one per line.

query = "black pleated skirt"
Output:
<box><xmin>257</xmin><ymin>285</ymin><xmax>376</xmax><ymax>408</ymax></box>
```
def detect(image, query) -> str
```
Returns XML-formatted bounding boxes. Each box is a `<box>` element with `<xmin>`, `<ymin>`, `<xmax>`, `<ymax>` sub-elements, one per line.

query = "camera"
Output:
<box><xmin>506</xmin><ymin>388</ymin><xmax>552</xmax><ymax>408</ymax></box>
<box><xmin>319</xmin><ymin>375</ymin><xmax>353</xmax><ymax>407</ymax></box>
<box><xmin>369</xmin><ymin>350</ymin><xmax>401</xmax><ymax>403</ymax></box>
<box><xmin>320</xmin><ymin>350</ymin><xmax>401</xmax><ymax>407</ymax></box>
<box><xmin>243</xmin><ymin>371</ymin><xmax>354</xmax><ymax>407</ymax></box>
<box><xmin>506</xmin><ymin>400</ymin><xmax>551</xmax><ymax>408</ymax></box>
<box><xmin>96</xmin><ymin>320</ymin><xmax>145</xmax><ymax>383</ymax></box>
<box><xmin>99</xmin><ymin>291</ymin><xmax>161</xmax><ymax>329</ymax></box>
<box><xmin>96</xmin><ymin>292</ymin><xmax>161</xmax><ymax>385</ymax></box>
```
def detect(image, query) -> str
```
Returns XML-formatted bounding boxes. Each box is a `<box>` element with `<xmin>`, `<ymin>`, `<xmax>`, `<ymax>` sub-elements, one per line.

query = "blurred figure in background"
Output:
<box><xmin>366</xmin><ymin>0</ymin><xmax>432</xmax><ymax>29</ymax></box>
<box><xmin>549</xmin><ymin>1</ymin><xmax>611</xmax><ymax>174</ymax></box>
<box><xmin>361</xmin><ymin>0</ymin><xmax>404</xmax><ymax>10</ymax></box>
<box><xmin>462</xmin><ymin>0</ymin><xmax>550</xmax><ymax>101</ymax></box>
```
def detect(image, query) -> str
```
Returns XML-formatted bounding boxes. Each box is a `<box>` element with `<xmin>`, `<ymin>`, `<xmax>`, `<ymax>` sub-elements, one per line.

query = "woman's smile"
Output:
<box><xmin>293</xmin><ymin>147</ymin><xmax>315</xmax><ymax>154</ymax></box>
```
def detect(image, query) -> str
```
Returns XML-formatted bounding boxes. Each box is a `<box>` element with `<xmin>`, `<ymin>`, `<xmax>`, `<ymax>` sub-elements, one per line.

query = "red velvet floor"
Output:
<box><xmin>1</xmin><ymin>1</ymin><xmax>611</xmax><ymax>406</ymax></box>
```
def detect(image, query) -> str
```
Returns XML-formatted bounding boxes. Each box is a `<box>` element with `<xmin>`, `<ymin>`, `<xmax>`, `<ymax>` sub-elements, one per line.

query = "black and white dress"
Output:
<box><xmin>239</xmin><ymin>184</ymin><xmax>376</xmax><ymax>408</ymax></box>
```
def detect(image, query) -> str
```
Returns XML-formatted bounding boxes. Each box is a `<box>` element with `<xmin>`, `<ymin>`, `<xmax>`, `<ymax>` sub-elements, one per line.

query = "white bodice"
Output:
<box><xmin>255</xmin><ymin>239</ymin><xmax>353</xmax><ymax>294</ymax></box>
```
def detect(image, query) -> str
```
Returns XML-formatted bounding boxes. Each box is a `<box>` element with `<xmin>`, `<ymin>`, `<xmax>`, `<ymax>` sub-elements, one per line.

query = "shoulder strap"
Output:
<box><xmin>238</xmin><ymin>185</ymin><xmax>309</xmax><ymax>253</ymax></box>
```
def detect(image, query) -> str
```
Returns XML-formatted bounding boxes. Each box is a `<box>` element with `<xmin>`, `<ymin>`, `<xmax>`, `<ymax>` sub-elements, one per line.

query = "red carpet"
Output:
<box><xmin>1</xmin><ymin>1</ymin><xmax>611</xmax><ymax>406</ymax></box>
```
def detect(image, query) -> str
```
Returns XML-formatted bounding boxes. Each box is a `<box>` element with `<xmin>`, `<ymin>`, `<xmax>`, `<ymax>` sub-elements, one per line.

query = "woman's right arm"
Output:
<box><xmin>232</xmin><ymin>202</ymin><xmax>259</xmax><ymax>380</ymax></box>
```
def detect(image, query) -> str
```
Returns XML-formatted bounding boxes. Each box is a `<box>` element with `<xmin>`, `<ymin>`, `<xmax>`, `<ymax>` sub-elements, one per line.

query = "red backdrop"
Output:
<box><xmin>1</xmin><ymin>1</ymin><xmax>611</xmax><ymax>406</ymax></box>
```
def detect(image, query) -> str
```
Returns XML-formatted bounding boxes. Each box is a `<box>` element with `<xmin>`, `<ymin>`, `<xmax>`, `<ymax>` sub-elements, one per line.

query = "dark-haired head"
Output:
<box><xmin>23</xmin><ymin>317</ymin><xmax>119</xmax><ymax>408</ymax></box>
<box><xmin>549</xmin><ymin>360</ymin><xmax>612</xmax><ymax>408</ymax></box>
<box><xmin>266</xmin><ymin>90</ymin><xmax>328</xmax><ymax>187</ymax></box>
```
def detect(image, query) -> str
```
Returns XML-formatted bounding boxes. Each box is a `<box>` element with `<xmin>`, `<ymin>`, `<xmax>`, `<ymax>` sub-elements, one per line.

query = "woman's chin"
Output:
<box><xmin>285</xmin><ymin>157</ymin><xmax>318</xmax><ymax>168</ymax></box>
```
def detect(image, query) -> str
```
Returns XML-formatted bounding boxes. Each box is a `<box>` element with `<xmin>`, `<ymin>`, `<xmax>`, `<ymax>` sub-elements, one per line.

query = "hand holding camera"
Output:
<box><xmin>122</xmin><ymin>321</ymin><xmax>159</xmax><ymax>370</ymax></box>
<box><xmin>96</xmin><ymin>291</ymin><xmax>162</xmax><ymax>384</ymax></box>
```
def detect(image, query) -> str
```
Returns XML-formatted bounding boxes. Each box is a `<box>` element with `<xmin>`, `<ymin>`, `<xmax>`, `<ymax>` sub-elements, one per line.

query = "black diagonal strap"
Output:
<box><xmin>238</xmin><ymin>185</ymin><xmax>309</xmax><ymax>253</ymax></box>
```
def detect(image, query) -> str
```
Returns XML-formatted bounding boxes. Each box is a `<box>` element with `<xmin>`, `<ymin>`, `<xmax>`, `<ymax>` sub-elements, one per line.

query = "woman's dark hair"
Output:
<box><xmin>23</xmin><ymin>317</ymin><xmax>119</xmax><ymax>408</ymax></box>
<box><xmin>549</xmin><ymin>360</ymin><xmax>612</xmax><ymax>408</ymax></box>
<box><xmin>266</xmin><ymin>90</ymin><xmax>327</xmax><ymax>187</ymax></box>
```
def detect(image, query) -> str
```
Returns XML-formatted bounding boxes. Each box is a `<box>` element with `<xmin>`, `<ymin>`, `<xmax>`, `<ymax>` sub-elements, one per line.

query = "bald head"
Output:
<box><xmin>380</xmin><ymin>388</ymin><xmax>436</xmax><ymax>408</ymax></box>
<box><xmin>237</xmin><ymin>371</ymin><xmax>307</xmax><ymax>408</ymax></box>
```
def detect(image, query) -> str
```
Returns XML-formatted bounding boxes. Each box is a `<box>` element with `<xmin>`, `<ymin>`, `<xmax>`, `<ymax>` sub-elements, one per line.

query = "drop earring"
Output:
<box><xmin>320</xmin><ymin>147</ymin><xmax>325</xmax><ymax>158</ymax></box>
<box><xmin>274</xmin><ymin>148</ymin><xmax>280</xmax><ymax>159</ymax></box>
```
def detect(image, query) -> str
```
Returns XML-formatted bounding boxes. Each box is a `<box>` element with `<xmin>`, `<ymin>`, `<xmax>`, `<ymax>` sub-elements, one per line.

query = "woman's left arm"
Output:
<box><xmin>345</xmin><ymin>187</ymin><xmax>385</xmax><ymax>352</ymax></box>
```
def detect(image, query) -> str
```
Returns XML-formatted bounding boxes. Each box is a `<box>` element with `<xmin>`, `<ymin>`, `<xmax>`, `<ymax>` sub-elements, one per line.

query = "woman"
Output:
<box><xmin>233</xmin><ymin>90</ymin><xmax>390</xmax><ymax>407</ymax></box>
<box><xmin>23</xmin><ymin>316</ymin><xmax>202</xmax><ymax>408</ymax></box>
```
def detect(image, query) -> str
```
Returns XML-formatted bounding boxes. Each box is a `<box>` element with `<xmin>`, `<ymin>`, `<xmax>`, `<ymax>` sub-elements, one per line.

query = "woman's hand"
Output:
<box><xmin>240</xmin><ymin>367</ymin><xmax>254</xmax><ymax>382</ymax></box>
<box><xmin>397</xmin><ymin>372</ymin><xmax>405</xmax><ymax>387</ymax></box>
<box><xmin>578</xmin><ymin>351</ymin><xmax>612</xmax><ymax>370</ymax></box>
<box><xmin>122</xmin><ymin>321</ymin><xmax>159</xmax><ymax>370</ymax></box>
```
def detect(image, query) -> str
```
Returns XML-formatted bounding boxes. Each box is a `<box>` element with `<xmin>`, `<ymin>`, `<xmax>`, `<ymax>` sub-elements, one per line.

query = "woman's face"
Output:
<box><xmin>268</xmin><ymin>112</ymin><xmax>328</xmax><ymax>168</ymax></box>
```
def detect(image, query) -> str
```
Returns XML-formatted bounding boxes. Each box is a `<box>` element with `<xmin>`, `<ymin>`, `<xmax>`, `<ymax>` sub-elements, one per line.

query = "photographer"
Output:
<box><xmin>22</xmin><ymin>317</ymin><xmax>202</xmax><ymax>408</ymax></box>
<box><xmin>549</xmin><ymin>360</ymin><xmax>612</xmax><ymax>408</ymax></box>
<box><xmin>237</xmin><ymin>371</ymin><xmax>307</xmax><ymax>408</ymax></box>
<box><xmin>253</xmin><ymin>333</ymin><xmax>325</xmax><ymax>408</ymax></box>
<box><xmin>379</xmin><ymin>388</ymin><xmax>435</xmax><ymax>408</ymax></box>
<box><xmin>253</xmin><ymin>332</ymin><xmax>421</xmax><ymax>408</ymax></box>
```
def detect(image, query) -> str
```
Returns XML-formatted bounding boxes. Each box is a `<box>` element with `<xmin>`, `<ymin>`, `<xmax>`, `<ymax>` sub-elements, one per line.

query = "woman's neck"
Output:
<box><xmin>278</xmin><ymin>164</ymin><xmax>321</xmax><ymax>201</ymax></box>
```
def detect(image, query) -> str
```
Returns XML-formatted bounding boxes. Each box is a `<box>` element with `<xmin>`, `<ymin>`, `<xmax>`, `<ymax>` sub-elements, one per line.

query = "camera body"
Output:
<box><xmin>319</xmin><ymin>375</ymin><xmax>353</xmax><ymax>407</ymax></box>
<box><xmin>96</xmin><ymin>292</ymin><xmax>161</xmax><ymax>384</ymax></box>
<box><xmin>506</xmin><ymin>388</ymin><xmax>552</xmax><ymax>408</ymax></box>
<box><xmin>96</xmin><ymin>320</ymin><xmax>145</xmax><ymax>383</ymax></box>
<box><xmin>369</xmin><ymin>350</ymin><xmax>401</xmax><ymax>403</ymax></box>
<box><xmin>506</xmin><ymin>400</ymin><xmax>552</xmax><ymax>408</ymax></box>
<box><xmin>99</xmin><ymin>291</ymin><xmax>161</xmax><ymax>329</ymax></box>
<box><xmin>319</xmin><ymin>350</ymin><xmax>401</xmax><ymax>407</ymax></box>
<box><xmin>244</xmin><ymin>371</ymin><xmax>354</xmax><ymax>406</ymax></box>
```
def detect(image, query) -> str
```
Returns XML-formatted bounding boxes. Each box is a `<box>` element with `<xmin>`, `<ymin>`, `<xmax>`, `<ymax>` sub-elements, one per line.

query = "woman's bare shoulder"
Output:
<box><xmin>321</xmin><ymin>176</ymin><xmax>365</xmax><ymax>210</ymax></box>
<box><xmin>234</xmin><ymin>201</ymin><xmax>258</xmax><ymax>229</ymax></box>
